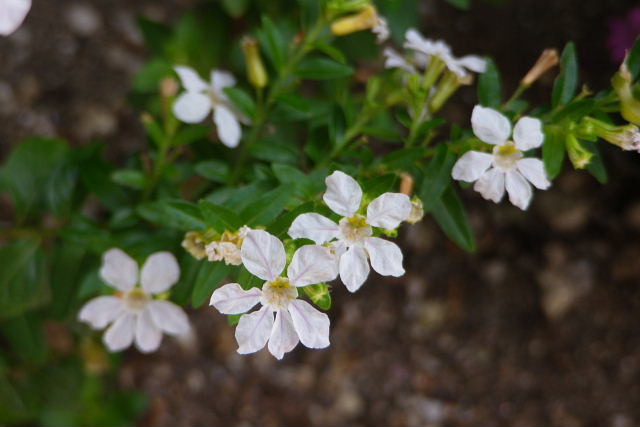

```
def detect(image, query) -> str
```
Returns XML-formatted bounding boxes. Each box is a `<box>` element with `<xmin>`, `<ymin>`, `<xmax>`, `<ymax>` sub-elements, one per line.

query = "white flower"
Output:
<box><xmin>78</xmin><ymin>249</ymin><xmax>190</xmax><ymax>353</ymax></box>
<box><xmin>403</xmin><ymin>29</ymin><xmax>486</xmax><ymax>78</ymax></box>
<box><xmin>210</xmin><ymin>230</ymin><xmax>338</xmax><ymax>360</ymax></box>
<box><xmin>372</xmin><ymin>16</ymin><xmax>390</xmax><ymax>43</ymax></box>
<box><xmin>0</xmin><ymin>0</ymin><xmax>31</xmax><ymax>36</ymax></box>
<box><xmin>452</xmin><ymin>105</ymin><xmax>551</xmax><ymax>210</ymax></box>
<box><xmin>172</xmin><ymin>65</ymin><xmax>243</xmax><ymax>148</ymax></box>
<box><xmin>288</xmin><ymin>171</ymin><xmax>412</xmax><ymax>292</ymax></box>
<box><xmin>383</xmin><ymin>47</ymin><xmax>417</xmax><ymax>73</ymax></box>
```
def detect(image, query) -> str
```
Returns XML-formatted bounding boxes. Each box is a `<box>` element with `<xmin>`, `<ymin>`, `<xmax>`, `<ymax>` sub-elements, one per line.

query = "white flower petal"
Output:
<box><xmin>287</xmin><ymin>245</ymin><xmax>339</xmax><ymax>288</ymax></box>
<box><xmin>516</xmin><ymin>158</ymin><xmax>551</xmax><ymax>190</ymax></box>
<box><xmin>383</xmin><ymin>47</ymin><xmax>416</xmax><ymax>73</ymax></box>
<box><xmin>135</xmin><ymin>309</ymin><xmax>163</xmax><ymax>353</ymax></box>
<box><xmin>148</xmin><ymin>300</ymin><xmax>191</xmax><ymax>335</ymax></box>
<box><xmin>140</xmin><ymin>251</ymin><xmax>180</xmax><ymax>294</ymax></box>
<box><xmin>103</xmin><ymin>312</ymin><xmax>136</xmax><ymax>352</ymax></box>
<box><xmin>267</xmin><ymin>309</ymin><xmax>299</xmax><ymax>360</ymax></box>
<box><xmin>513</xmin><ymin>116</ymin><xmax>545</xmax><ymax>151</ymax></box>
<box><xmin>364</xmin><ymin>237</ymin><xmax>404</xmax><ymax>277</ymax></box>
<box><xmin>287</xmin><ymin>300</ymin><xmax>330</xmax><ymax>349</ymax></box>
<box><xmin>174</xmin><ymin>65</ymin><xmax>208</xmax><ymax>92</ymax></box>
<box><xmin>241</xmin><ymin>230</ymin><xmax>286</xmax><ymax>282</ymax></box>
<box><xmin>173</xmin><ymin>92</ymin><xmax>212</xmax><ymax>123</ymax></box>
<box><xmin>471</xmin><ymin>105</ymin><xmax>511</xmax><ymax>145</ymax></box>
<box><xmin>214</xmin><ymin>105</ymin><xmax>241</xmax><ymax>148</ymax></box>
<box><xmin>78</xmin><ymin>296</ymin><xmax>124</xmax><ymax>329</ymax></box>
<box><xmin>505</xmin><ymin>170</ymin><xmax>533</xmax><ymax>210</ymax></box>
<box><xmin>235</xmin><ymin>306</ymin><xmax>274</xmax><ymax>355</ymax></box>
<box><xmin>404</xmin><ymin>29</ymin><xmax>439</xmax><ymax>56</ymax></box>
<box><xmin>457</xmin><ymin>55</ymin><xmax>487</xmax><ymax>73</ymax></box>
<box><xmin>339</xmin><ymin>246</ymin><xmax>370</xmax><ymax>293</ymax></box>
<box><xmin>99</xmin><ymin>248</ymin><xmax>138</xmax><ymax>292</ymax></box>
<box><xmin>451</xmin><ymin>151</ymin><xmax>494</xmax><ymax>182</ymax></box>
<box><xmin>473</xmin><ymin>168</ymin><xmax>505</xmax><ymax>203</ymax></box>
<box><xmin>366</xmin><ymin>193</ymin><xmax>412</xmax><ymax>229</ymax></box>
<box><xmin>209</xmin><ymin>283</ymin><xmax>262</xmax><ymax>314</ymax></box>
<box><xmin>288</xmin><ymin>213</ymin><xmax>339</xmax><ymax>244</ymax></box>
<box><xmin>0</xmin><ymin>0</ymin><xmax>31</xmax><ymax>36</ymax></box>
<box><xmin>210</xmin><ymin>70</ymin><xmax>237</xmax><ymax>98</ymax></box>
<box><xmin>323</xmin><ymin>170</ymin><xmax>362</xmax><ymax>217</ymax></box>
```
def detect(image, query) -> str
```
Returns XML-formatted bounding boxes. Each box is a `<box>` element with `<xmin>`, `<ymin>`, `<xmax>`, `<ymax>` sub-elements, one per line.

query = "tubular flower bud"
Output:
<box><xmin>429</xmin><ymin>70</ymin><xmax>473</xmax><ymax>113</ymax></box>
<box><xmin>581</xmin><ymin>116</ymin><xmax>640</xmax><ymax>152</ymax></box>
<box><xmin>400</xmin><ymin>173</ymin><xmax>414</xmax><ymax>196</ymax></box>
<box><xmin>565</xmin><ymin>134</ymin><xmax>592</xmax><ymax>169</ymax></box>
<box><xmin>521</xmin><ymin>48</ymin><xmax>559</xmax><ymax>87</ymax></box>
<box><xmin>160</xmin><ymin>77</ymin><xmax>179</xmax><ymax>98</ymax></box>
<box><xmin>331</xmin><ymin>5</ymin><xmax>387</xmax><ymax>42</ymax></box>
<box><xmin>241</xmin><ymin>36</ymin><xmax>268</xmax><ymax>89</ymax></box>
<box><xmin>611</xmin><ymin>61</ymin><xmax>640</xmax><ymax>126</ymax></box>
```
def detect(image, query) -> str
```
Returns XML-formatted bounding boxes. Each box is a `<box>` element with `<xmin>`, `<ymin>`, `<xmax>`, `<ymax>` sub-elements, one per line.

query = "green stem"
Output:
<box><xmin>504</xmin><ymin>84</ymin><xmax>528</xmax><ymax>109</ymax></box>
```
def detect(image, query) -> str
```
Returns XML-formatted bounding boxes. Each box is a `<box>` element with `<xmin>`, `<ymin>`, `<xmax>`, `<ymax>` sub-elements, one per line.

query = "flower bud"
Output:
<box><xmin>160</xmin><ymin>76</ymin><xmax>179</xmax><ymax>98</ymax></box>
<box><xmin>182</xmin><ymin>231</ymin><xmax>208</xmax><ymax>260</ymax></box>
<box><xmin>521</xmin><ymin>48</ymin><xmax>559</xmax><ymax>87</ymax></box>
<box><xmin>565</xmin><ymin>134</ymin><xmax>592</xmax><ymax>169</ymax></box>
<box><xmin>331</xmin><ymin>5</ymin><xmax>378</xmax><ymax>36</ymax></box>
<box><xmin>241</xmin><ymin>36</ymin><xmax>268</xmax><ymax>89</ymax></box>
<box><xmin>611</xmin><ymin>61</ymin><xmax>640</xmax><ymax>125</ymax></box>
<box><xmin>400</xmin><ymin>173</ymin><xmax>414</xmax><ymax>195</ymax></box>
<box><xmin>406</xmin><ymin>197</ymin><xmax>425</xmax><ymax>224</ymax></box>
<box><xmin>580</xmin><ymin>116</ymin><xmax>640</xmax><ymax>152</ymax></box>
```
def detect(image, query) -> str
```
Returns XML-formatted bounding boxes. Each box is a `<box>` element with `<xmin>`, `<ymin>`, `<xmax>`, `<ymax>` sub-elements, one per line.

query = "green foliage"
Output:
<box><xmin>477</xmin><ymin>58</ymin><xmax>501</xmax><ymax>108</ymax></box>
<box><xmin>552</xmin><ymin>42</ymin><xmax>578</xmax><ymax>108</ymax></box>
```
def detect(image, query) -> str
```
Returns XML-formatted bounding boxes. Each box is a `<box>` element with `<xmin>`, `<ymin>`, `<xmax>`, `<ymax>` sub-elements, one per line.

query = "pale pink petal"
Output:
<box><xmin>473</xmin><ymin>168</ymin><xmax>505</xmax><ymax>203</ymax></box>
<box><xmin>140</xmin><ymin>251</ymin><xmax>180</xmax><ymax>294</ymax></box>
<box><xmin>148</xmin><ymin>300</ymin><xmax>191</xmax><ymax>335</ymax></box>
<box><xmin>174</xmin><ymin>65</ymin><xmax>208</xmax><ymax>92</ymax></box>
<box><xmin>505</xmin><ymin>170</ymin><xmax>533</xmax><ymax>210</ymax></box>
<box><xmin>287</xmin><ymin>245</ymin><xmax>338</xmax><ymax>288</ymax></box>
<box><xmin>339</xmin><ymin>246</ymin><xmax>370</xmax><ymax>292</ymax></box>
<box><xmin>173</xmin><ymin>92</ymin><xmax>212</xmax><ymax>123</ymax></box>
<box><xmin>364</xmin><ymin>237</ymin><xmax>404</xmax><ymax>277</ymax></box>
<box><xmin>235</xmin><ymin>306</ymin><xmax>274</xmax><ymax>355</ymax></box>
<box><xmin>366</xmin><ymin>192</ymin><xmax>412</xmax><ymax>229</ymax></box>
<box><xmin>288</xmin><ymin>213</ymin><xmax>339</xmax><ymax>244</ymax></box>
<box><xmin>0</xmin><ymin>0</ymin><xmax>31</xmax><ymax>36</ymax></box>
<box><xmin>211</xmin><ymin>70</ymin><xmax>237</xmax><ymax>97</ymax></box>
<box><xmin>287</xmin><ymin>300</ymin><xmax>330</xmax><ymax>349</ymax></box>
<box><xmin>103</xmin><ymin>312</ymin><xmax>136</xmax><ymax>352</ymax></box>
<box><xmin>513</xmin><ymin>116</ymin><xmax>544</xmax><ymax>151</ymax></box>
<box><xmin>471</xmin><ymin>105</ymin><xmax>511</xmax><ymax>145</ymax></box>
<box><xmin>516</xmin><ymin>158</ymin><xmax>551</xmax><ymax>190</ymax></box>
<box><xmin>214</xmin><ymin>105</ymin><xmax>241</xmax><ymax>148</ymax></box>
<box><xmin>267</xmin><ymin>309</ymin><xmax>299</xmax><ymax>360</ymax></box>
<box><xmin>135</xmin><ymin>309</ymin><xmax>163</xmax><ymax>353</ymax></box>
<box><xmin>78</xmin><ymin>296</ymin><xmax>124</xmax><ymax>329</ymax></box>
<box><xmin>99</xmin><ymin>248</ymin><xmax>138</xmax><ymax>292</ymax></box>
<box><xmin>451</xmin><ymin>151</ymin><xmax>494</xmax><ymax>182</ymax></box>
<box><xmin>210</xmin><ymin>283</ymin><xmax>262</xmax><ymax>314</ymax></box>
<box><xmin>323</xmin><ymin>170</ymin><xmax>362</xmax><ymax>217</ymax></box>
<box><xmin>241</xmin><ymin>230</ymin><xmax>286</xmax><ymax>281</ymax></box>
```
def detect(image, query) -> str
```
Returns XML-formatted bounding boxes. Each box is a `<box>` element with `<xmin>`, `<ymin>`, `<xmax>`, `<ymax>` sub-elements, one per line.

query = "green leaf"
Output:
<box><xmin>195</xmin><ymin>160</ymin><xmax>230</xmax><ymax>184</ymax></box>
<box><xmin>173</xmin><ymin>124</ymin><xmax>210</xmax><ymax>146</ymax></box>
<box><xmin>550</xmin><ymin>98</ymin><xmax>595</xmax><ymax>122</ymax></box>
<box><xmin>49</xmin><ymin>241</ymin><xmax>86</xmax><ymax>320</ymax></box>
<box><xmin>443</xmin><ymin>0</ymin><xmax>470</xmax><ymax>10</ymax></box>
<box><xmin>296</xmin><ymin>58</ymin><xmax>354</xmax><ymax>80</ymax></box>
<box><xmin>138</xmin><ymin>200</ymin><xmax>206</xmax><ymax>230</ymax></box>
<box><xmin>111</xmin><ymin>169</ymin><xmax>146</xmax><ymax>190</ymax></box>
<box><xmin>477</xmin><ymin>58</ymin><xmax>501</xmax><ymax>108</ymax></box>
<box><xmin>381</xmin><ymin>147</ymin><xmax>426</xmax><ymax>170</ymax></box>
<box><xmin>583</xmin><ymin>140</ymin><xmax>608</xmax><ymax>183</ymax></box>
<box><xmin>132</xmin><ymin>58</ymin><xmax>173</xmax><ymax>93</ymax></box>
<box><xmin>198</xmin><ymin>200</ymin><xmax>243</xmax><ymax>232</ymax></box>
<box><xmin>240</xmin><ymin>185</ymin><xmax>296</xmax><ymax>226</ymax></box>
<box><xmin>0</xmin><ymin>314</ymin><xmax>47</xmax><ymax>364</ymax></box>
<box><xmin>223</xmin><ymin>87</ymin><xmax>256</xmax><ymax>121</ymax></box>
<box><xmin>626</xmin><ymin>37</ymin><xmax>640</xmax><ymax>80</ymax></box>
<box><xmin>221</xmin><ymin>0</ymin><xmax>249</xmax><ymax>17</ymax></box>
<box><xmin>257</xmin><ymin>15</ymin><xmax>287</xmax><ymax>72</ymax></box>
<box><xmin>191</xmin><ymin>262</ymin><xmax>231</xmax><ymax>307</ymax></box>
<box><xmin>419</xmin><ymin>144</ymin><xmax>457</xmax><ymax>211</ymax></box>
<box><xmin>310</xmin><ymin>42</ymin><xmax>347</xmax><ymax>63</ymax></box>
<box><xmin>551</xmin><ymin>42</ymin><xmax>578</xmax><ymax>108</ymax></box>
<box><xmin>542</xmin><ymin>128</ymin><xmax>565</xmax><ymax>179</ymax></box>
<box><xmin>137</xmin><ymin>18</ymin><xmax>172</xmax><ymax>56</ymax></box>
<box><xmin>303</xmin><ymin>283</ymin><xmax>331</xmax><ymax>310</ymax></box>
<box><xmin>431</xmin><ymin>185</ymin><xmax>475</xmax><ymax>251</ymax></box>
<box><xmin>268</xmin><ymin>201</ymin><xmax>316</xmax><ymax>237</ymax></box>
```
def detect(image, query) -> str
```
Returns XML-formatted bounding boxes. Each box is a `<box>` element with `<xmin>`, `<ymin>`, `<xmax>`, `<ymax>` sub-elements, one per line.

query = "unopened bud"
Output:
<box><xmin>400</xmin><ymin>173</ymin><xmax>414</xmax><ymax>195</ymax></box>
<box><xmin>581</xmin><ymin>116</ymin><xmax>640</xmax><ymax>152</ymax></box>
<box><xmin>182</xmin><ymin>231</ymin><xmax>207</xmax><ymax>260</ymax></box>
<box><xmin>565</xmin><ymin>134</ymin><xmax>592</xmax><ymax>169</ymax></box>
<box><xmin>406</xmin><ymin>197</ymin><xmax>424</xmax><ymax>224</ymax></box>
<box><xmin>160</xmin><ymin>77</ymin><xmax>179</xmax><ymax>98</ymax></box>
<box><xmin>241</xmin><ymin>36</ymin><xmax>268</xmax><ymax>89</ymax></box>
<box><xmin>331</xmin><ymin>5</ymin><xmax>378</xmax><ymax>36</ymax></box>
<box><xmin>521</xmin><ymin>48</ymin><xmax>559</xmax><ymax>87</ymax></box>
<box><xmin>612</xmin><ymin>58</ymin><xmax>640</xmax><ymax>125</ymax></box>
<box><xmin>429</xmin><ymin>70</ymin><xmax>468</xmax><ymax>113</ymax></box>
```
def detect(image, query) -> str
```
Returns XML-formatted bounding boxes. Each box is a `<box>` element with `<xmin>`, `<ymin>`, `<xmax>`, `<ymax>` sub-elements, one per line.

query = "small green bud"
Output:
<box><xmin>565</xmin><ymin>134</ymin><xmax>592</xmax><ymax>169</ymax></box>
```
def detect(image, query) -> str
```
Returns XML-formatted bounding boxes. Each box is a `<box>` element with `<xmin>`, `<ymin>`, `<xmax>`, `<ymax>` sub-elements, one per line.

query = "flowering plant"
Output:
<box><xmin>1</xmin><ymin>0</ymin><xmax>640</xmax><ymax>424</ymax></box>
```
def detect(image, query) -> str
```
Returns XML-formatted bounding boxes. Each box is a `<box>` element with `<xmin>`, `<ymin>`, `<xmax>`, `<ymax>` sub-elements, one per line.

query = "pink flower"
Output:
<box><xmin>608</xmin><ymin>7</ymin><xmax>640</xmax><ymax>63</ymax></box>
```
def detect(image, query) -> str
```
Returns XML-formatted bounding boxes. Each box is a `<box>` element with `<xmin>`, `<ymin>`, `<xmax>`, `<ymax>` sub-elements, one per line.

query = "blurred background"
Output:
<box><xmin>1</xmin><ymin>0</ymin><xmax>640</xmax><ymax>425</ymax></box>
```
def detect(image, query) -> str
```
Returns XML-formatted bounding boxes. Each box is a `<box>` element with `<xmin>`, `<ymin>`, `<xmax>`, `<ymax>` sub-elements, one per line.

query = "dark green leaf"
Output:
<box><xmin>49</xmin><ymin>241</ymin><xmax>86</xmax><ymax>320</ymax></box>
<box><xmin>296</xmin><ymin>57</ymin><xmax>354</xmax><ymax>80</ymax></box>
<box><xmin>268</xmin><ymin>201</ymin><xmax>316</xmax><ymax>237</ymax></box>
<box><xmin>626</xmin><ymin>37</ymin><xmax>640</xmax><ymax>80</ymax></box>
<box><xmin>240</xmin><ymin>185</ymin><xmax>295</xmax><ymax>226</ymax></box>
<box><xmin>431</xmin><ymin>185</ymin><xmax>475</xmax><ymax>251</ymax></box>
<box><xmin>419</xmin><ymin>144</ymin><xmax>457</xmax><ymax>211</ymax></box>
<box><xmin>550</xmin><ymin>98</ymin><xmax>595</xmax><ymax>122</ymax></box>
<box><xmin>111</xmin><ymin>169</ymin><xmax>146</xmax><ymax>190</ymax></box>
<box><xmin>443</xmin><ymin>0</ymin><xmax>470</xmax><ymax>10</ymax></box>
<box><xmin>551</xmin><ymin>42</ymin><xmax>578</xmax><ymax>108</ymax></box>
<box><xmin>198</xmin><ymin>200</ymin><xmax>243</xmax><ymax>232</ymax></box>
<box><xmin>478</xmin><ymin>58</ymin><xmax>501</xmax><ymax>108</ymax></box>
<box><xmin>137</xmin><ymin>200</ymin><xmax>206</xmax><ymax>230</ymax></box>
<box><xmin>583</xmin><ymin>140</ymin><xmax>608</xmax><ymax>184</ymax></box>
<box><xmin>137</xmin><ymin>18</ymin><xmax>172</xmax><ymax>56</ymax></box>
<box><xmin>257</xmin><ymin>15</ymin><xmax>287</xmax><ymax>72</ymax></box>
<box><xmin>223</xmin><ymin>87</ymin><xmax>256</xmax><ymax>121</ymax></box>
<box><xmin>303</xmin><ymin>283</ymin><xmax>331</xmax><ymax>310</ymax></box>
<box><xmin>221</xmin><ymin>0</ymin><xmax>249</xmax><ymax>17</ymax></box>
<box><xmin>0</xmin><ymin>314</ymin><xmax>46</xmax><ymax>364</ymax></box>
<box><xmin>195</xmin><ymin>160</ymin><xmax>230</xmax><ymax>184</ymax></box>
<box><xmin>174</xmin><ymin>124</ymin><xmax>210</xmax><ymax>146</ymax></box>
<box><xmin>191</xmin><ymin>262</ymin><xmax>231</xmax><ymax>307</ymax></box>
<box><xmin>542</xmin><ymin>128</ymin><xmax>565</xmax><ymax>179</ymax></box>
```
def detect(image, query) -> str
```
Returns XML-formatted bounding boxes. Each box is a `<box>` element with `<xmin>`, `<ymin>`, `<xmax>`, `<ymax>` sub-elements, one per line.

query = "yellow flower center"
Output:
<box><xmin>338</xmin><ymin>214</ymin><xmax>372</xmax><ymax>246</ymax></box>
<box><xmin>261</xmin><ymin>277</ymin><xmax>297</xmax><ymax>310</ymax></box>
<box><xmin>123</xmin><ymin>288</ymin><xmax>150</xmax><ymax>312</ymax></box>
<box><xmin>493</xmin><ymin>141</ymin><xmax>523</xmax><ymax>171</ymax></box>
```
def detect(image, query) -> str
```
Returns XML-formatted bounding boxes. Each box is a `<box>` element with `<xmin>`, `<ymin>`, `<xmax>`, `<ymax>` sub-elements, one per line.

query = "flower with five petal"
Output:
<box><xmin>210</xmin><ymin>230</ymin><xmax>338</xmax><ymax>359</ymax></box>
<box><xmin>288</xmin><ymin>171</ymin><xmax>411</xmax><ymax>292</ymax></box>
<box><xmin>452</xmin><ymin>105</ymin><xmax>551</xmax><ymax>210</ymax></box>
<box><xmin>0</xmin><ymin>0</ymin><xmax>30</xmax><ymax>36</ymax></box>
<box><xmin>172</xmin><ymin>65</ymin><xmax>243</xmax><ymax>148</ymax></box>
<box><xmin>78</xmin><ymin>249</ymin><xmax>190</xmax><ymax>353</ymax></box>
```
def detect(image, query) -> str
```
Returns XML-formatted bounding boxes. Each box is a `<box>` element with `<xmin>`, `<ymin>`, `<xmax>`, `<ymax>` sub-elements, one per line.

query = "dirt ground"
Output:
<box><xmin>2</xmin><ymin>0</ymin><xmax>640</xmax><ymax>426</ymax></box>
